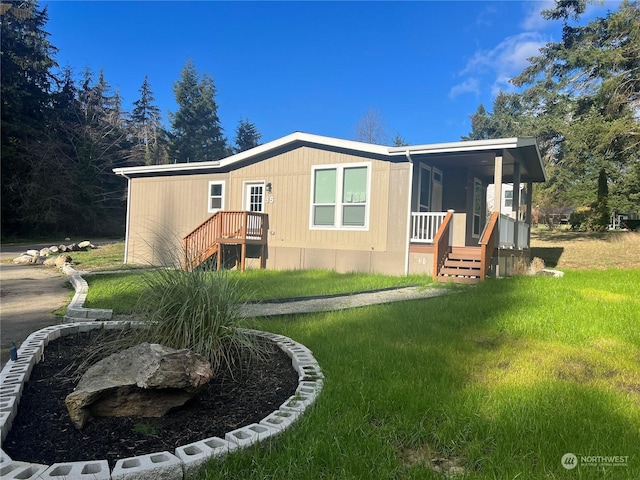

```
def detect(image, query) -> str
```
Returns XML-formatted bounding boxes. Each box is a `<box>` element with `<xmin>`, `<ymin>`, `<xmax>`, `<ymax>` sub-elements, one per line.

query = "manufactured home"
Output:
<box><xmin>113</xmin><ymin>132</ymin><xmax>546</xmax><ymax>283</ymax></box>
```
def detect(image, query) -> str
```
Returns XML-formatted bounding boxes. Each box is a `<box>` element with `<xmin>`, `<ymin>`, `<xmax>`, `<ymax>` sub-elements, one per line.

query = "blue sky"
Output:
<box><xmin>42</xmin><ymin>1</ymin><xmax>620</xmax><ymax>146</ymax></box>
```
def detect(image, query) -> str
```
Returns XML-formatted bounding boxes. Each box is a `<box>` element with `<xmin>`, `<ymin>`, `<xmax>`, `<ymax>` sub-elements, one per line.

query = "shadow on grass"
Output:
<box><xmin>530</xmin><ymin>246</ymin><xmax>564</xmax><ymax>267</ymax></box>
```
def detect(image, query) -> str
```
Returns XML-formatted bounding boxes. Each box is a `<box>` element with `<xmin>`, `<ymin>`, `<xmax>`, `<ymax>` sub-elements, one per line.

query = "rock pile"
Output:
<box><xmin>12</xmin><ymin>241</ymin><xmax>97</xmax><ymax>267</ymax></box>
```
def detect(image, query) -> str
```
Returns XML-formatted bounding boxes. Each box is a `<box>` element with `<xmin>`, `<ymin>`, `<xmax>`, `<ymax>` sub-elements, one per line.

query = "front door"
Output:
<box><xmin>243</xmin><ymin>182</ymin><xmax>265</xmax><ymax>212</ymax></box>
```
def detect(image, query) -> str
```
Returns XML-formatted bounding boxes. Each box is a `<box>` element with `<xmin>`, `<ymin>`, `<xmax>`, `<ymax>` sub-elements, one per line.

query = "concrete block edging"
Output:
<box><xmin>1</xmin><ymin>275</ymin><xmax>323</xmax><ymax>479</ymax></box>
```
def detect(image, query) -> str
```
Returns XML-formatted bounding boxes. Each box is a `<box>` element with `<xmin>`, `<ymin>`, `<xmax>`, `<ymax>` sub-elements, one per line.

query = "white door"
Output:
<box><xmin>243</xmin><ymin>182</ymin><xmax>265</xmax><ymax>212</ymax></box>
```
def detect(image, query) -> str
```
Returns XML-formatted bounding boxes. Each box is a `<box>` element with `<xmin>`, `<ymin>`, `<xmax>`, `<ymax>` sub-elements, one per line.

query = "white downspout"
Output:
<box><xmin>117</xmin><ymin>172</ymin><xmax>132</xmax><ymax>265</ymax></box>
<box><xmin>404</xmin><ymin>151</ymin><xmax>414</xmax><ymax>276</ymax></box>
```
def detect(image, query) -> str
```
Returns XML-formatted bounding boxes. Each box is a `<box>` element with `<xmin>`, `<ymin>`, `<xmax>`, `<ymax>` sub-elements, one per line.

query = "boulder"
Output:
<box><xmin>65</xmin><ymin>343</ymin><xmax>213</xmax><ymax>429</ymax></box>
<box><xmin>66</xmin><ymin>243</ymin><xmax>78</xmax><ymax>251</ymax></box>
<box><xmin>13</xmin><ymin>254</ymin><xmax>36</xmax><ymax>265</ymax></box>
<box><xmin>49</xmin><ymin>245</ymin><xmax>59</xmax><ymax>254</ymax></box>
<box><xmin>78</xmin><ymin>240</ymin><xmax>91</xmax><ymax>249</ymax></box>
<box><xmin>55</xmin><ymin>254</ymin><xmax>72</xmax><ymax>267</ymax></box>
<box><xmin>58</xmin><ymin>244</ymin><xmax>67</xmax><ymax>252</ymax></box>
<box><xmin>26</xmin><ymin>249</ymin><xmax>39</xmax><ymax>257</ymax></box>
<box><xmin>34</xmin><ymin>255</ymin><xmax>46</xmax><ymax>265</ymax></box>
<box><xmin>43</xmin><ymin>257</ymin><xmax>58</xmax><ymax>267</ymax></box>
<box><xmin>39</xmin><ymin>247</ymin><xmax>51</xmax><ymax>257</ymax></box>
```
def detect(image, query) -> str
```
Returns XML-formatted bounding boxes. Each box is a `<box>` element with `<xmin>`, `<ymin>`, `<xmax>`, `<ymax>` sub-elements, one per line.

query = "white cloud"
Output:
<box><xmin>521</xmin><ymin>0</ymin><xmax>556</xmax><ymax>31</ymax></box>
<box><xmin>449</xmin><ymin>78</ymin><xmax>480</xmax><ymax>99</ymax></box>
<box><xmin>458</xmin><ymin>32</ymin><xmax>548</xmax><ymax>96</ymax></box>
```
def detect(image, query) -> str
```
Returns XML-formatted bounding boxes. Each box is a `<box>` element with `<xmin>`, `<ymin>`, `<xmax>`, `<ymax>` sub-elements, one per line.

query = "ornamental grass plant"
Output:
<box><xmin>126</xmin><ymin>265</ymin><xmax>262</xmax><ymax>376</ymax></box>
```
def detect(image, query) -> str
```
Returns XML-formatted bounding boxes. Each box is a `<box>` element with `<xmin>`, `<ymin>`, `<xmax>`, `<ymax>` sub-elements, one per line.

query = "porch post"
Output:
<box><xmin>512</xmin><ymin>161</ymin><xmax>521</xmax><ymax>249</ymax></box>
<box><xmin>526</xmin><ymin>181</ymin><xmax>533</xmax><ymax>247</ymax></box>
<box><xmin>493</xmin><ymin>154</ymin><xmax>503</xmax><ymax>277</ymax></box>
<box><xmin>493</xmin><ymin>155</ymin><xmax>503</xmax><ymax>214</ymax></box>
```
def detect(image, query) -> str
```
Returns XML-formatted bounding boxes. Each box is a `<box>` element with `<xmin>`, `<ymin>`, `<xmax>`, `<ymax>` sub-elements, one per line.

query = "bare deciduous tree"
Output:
<box><xmin>354</xmin><ymin>108</ymin><xmax>389</xmax><ymax>145</ymax></box>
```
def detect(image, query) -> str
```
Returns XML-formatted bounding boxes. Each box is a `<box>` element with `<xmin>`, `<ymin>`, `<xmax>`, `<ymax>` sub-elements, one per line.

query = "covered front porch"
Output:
<box><xmin>390</xmin><ymin>137</ymin><xmax>546</xmax><ymax>282</ymax></box>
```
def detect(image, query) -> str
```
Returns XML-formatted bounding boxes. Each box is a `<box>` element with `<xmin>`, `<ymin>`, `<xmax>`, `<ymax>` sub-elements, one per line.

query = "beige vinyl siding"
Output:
<box><xmin>127</xmin><ymin>173</ymin><xmax>229</xmax><ymax>264</ymax></box>
<box><xmin>125</xmin><ymin>144</ymin><xmax>411</xmax><ymax>272</ymax></box>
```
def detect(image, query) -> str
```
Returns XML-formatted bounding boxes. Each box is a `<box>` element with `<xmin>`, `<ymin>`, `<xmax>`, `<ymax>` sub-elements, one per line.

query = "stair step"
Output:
<box><xmin>438</xmin><ymin>275</ymin><xmax>480</xmax><ymax>285</ymax></box>
<box><xmin>439</xmin><ymin>266</ymin><xmax>481</xmax><ymax>276</ymax></box>
<box><xmin>447</xmin><ymin>253</ymin><xmax>481</xmax><ymax>261</ymax></box>
<box><xmin>444</xmin><ymin>259</ymin><xmax>481</xmax><ymax>268</ymax></box>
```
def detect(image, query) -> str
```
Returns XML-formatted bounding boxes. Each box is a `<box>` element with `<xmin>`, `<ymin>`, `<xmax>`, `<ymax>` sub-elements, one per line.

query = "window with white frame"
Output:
<box><xmin>504</xmin><ymin>189</ymin><xmax>514</xmax><ymax>208</ymax></box>
<box><xmin>208</xmin><ymin>181</ymin><xmax>225</xmax><ymax>213</ymax></box>
<box><xmin>311</xmin><ymin>163</ymin><xmax>370</xmax><ymax>229</ymax></box>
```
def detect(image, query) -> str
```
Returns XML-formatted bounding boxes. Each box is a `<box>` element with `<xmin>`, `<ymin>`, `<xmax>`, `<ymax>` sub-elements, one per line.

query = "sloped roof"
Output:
<box><xmin>114</xmin><ymin>132</ymin><xmax>546</xmax><ymax>182</ymax></box>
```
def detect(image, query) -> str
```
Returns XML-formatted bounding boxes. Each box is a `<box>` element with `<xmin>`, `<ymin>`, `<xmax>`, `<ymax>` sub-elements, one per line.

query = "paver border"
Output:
<box><xmin>0</xmin><ymin>265</ymin><xmax>323</xmax><ymax>479</ymax></box>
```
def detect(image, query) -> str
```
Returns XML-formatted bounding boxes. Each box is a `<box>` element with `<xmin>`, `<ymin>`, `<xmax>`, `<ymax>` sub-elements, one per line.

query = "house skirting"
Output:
<box><xmin>262</xmin><ymin>246</ymin><xmax>406</xmax><ymax>276</ymax></box>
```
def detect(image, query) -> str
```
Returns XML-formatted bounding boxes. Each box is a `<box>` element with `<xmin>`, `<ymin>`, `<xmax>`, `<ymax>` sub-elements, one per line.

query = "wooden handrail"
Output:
<box><xmin>183</xmin><ymin>211</ymin><xmax>267</xmax><ymax>270</ymax></box>
<box><xmin>432</xmin><ymin>210</ymin><xmax>454</xmax><ymax>279</ymax></box>
<box><xmin>479</xmin><ymin>211</ymin><xmax>499</xmax><ymax>280</ymax></box>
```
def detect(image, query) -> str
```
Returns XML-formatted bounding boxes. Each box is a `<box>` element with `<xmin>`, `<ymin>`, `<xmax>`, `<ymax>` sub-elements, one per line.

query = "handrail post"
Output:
<box><xmin>432</xmin><ymin>210</ymin><xmax>454</xmax><ymax>279</ymax></box>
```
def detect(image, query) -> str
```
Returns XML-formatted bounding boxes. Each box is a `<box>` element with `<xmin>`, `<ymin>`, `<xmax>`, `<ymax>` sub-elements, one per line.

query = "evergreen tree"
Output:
<box><xmin>234</xmin><ymin>118</ymin><xmax>262</xmax><ymax>153</ymax></box>
<box><xmin>392</xmin><ymin>133</ymin><xmax>409</xmax><ymax>147</ymax></box>
<box><xmin>464</xmin><ymin>0</ymin><xmax>640</xmax><ymax>217</ymax></box>
<box><xmin>1</xmin><ymin>0</ymin><xmax>58</xmax><ymax>235</ymax></box>
<box><xmin>169</xmin><ymin>60</ymin><xmax>227</xmax><ymax>162</ymax></box>
<box><xmin>130</xmin><ymin>76</ymin><xmax>166</xmax><ymax>165</ymax></box>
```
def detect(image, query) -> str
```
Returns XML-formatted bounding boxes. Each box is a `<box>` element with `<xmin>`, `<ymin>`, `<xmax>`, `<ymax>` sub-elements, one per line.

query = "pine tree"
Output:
<box><xmin>234</xmin><ymin>118</ymin><xmax>262</xmax><ymax>153</ymax></box>
<box><xmin>169</xmin><ymin>60</ymin><xmax>227</xmax><ymax>162</ymax></box>
<box><xmin>130</xmin><ymin>76</ymin><xmax>165</xmax><ymax>165</ymax></box>
<box><xmin>1</xmin><ymin>0</ymin><xmax>58</xmax><ymax>235</ymax></box>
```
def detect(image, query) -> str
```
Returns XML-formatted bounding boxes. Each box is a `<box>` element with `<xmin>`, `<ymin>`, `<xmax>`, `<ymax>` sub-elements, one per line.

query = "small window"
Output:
<box><xmin>208</xmin><ymin>181</ymin><xmax>225</xmax><ymax>213</ymax></box>
<box><xmin>504</xmin><ymin>190</ymin><xmax>513</xmax><ymax>208</ymax></box>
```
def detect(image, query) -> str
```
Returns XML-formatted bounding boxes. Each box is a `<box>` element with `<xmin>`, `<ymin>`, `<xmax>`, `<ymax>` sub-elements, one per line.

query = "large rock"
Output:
<box><xmin>13</xmin><ymin>254</ymin><xmax>35</xmax><ymax>265</ymax></box>
<box><xmin>65</xmin><ymin>343</ymin><xmax>213</xmax><ymax>429</ymax></box>
<box><xmin>77</xmin><ymin>240</ymin><xmax>91</xmax><ymax>249</ymax></box>
<box><xmin>55</xmin><ymin>254</ymin><xmax>72</xmax><ymax>267</ymax></box>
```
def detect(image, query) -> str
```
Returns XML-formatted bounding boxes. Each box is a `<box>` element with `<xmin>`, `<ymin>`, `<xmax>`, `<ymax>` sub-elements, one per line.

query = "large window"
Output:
<box><xmin>311</xmin><ymin>163</ymin><xmax>370</xmax><ymax>229</ymax></box>
<box><xmin>208</xmin><ymin>181</ymin><xmax>225</xmax><ymax>213</ymax></box>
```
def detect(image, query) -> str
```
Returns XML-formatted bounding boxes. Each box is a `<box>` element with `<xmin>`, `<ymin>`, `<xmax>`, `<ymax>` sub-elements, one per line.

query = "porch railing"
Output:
<box><xmin>432</xmin><ymin>210</ymin><xmax>454</xmax><ymax>278</ymax></box>
<box><xmin>411</xmin><ymin>212</ymin><xmax>447</xmax><ymax>243</ymax></box>
<box><xmin>183</xmin><ymin>211</ymin><xmax>268</xmax><ymax>269</ymax></box>
<box><xmin>480</xmin><ymin>211</ymin><xmax>500</xmax><ymax>280</ymax></box>
<box><xmin>499</xmin><ymin>214</ymin><xmax>530</xmax><ymax>249</ymax></box>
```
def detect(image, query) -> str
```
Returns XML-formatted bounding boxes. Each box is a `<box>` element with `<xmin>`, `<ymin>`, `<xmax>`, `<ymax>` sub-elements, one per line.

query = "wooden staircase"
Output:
<box><xmin>183</xmin><ymin>211</ymin><xmax>268</xmax><ymax>271</ymax></box>
<box><xmin>432</xmin><ymin>210</ymin><xmax>499</xmax><ymax>285</ymax></box>
<box><xmin>437</xmin><ymin>247</ymin><xmax>482</xmax><ymax>284</ymax></box>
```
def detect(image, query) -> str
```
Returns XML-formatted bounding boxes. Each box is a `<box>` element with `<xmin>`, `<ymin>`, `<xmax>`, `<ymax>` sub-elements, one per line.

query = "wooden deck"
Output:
<box><xmin>183</xmin><ymin>211</ymin><xmax>268</xmax><ymax>271</ymax></box>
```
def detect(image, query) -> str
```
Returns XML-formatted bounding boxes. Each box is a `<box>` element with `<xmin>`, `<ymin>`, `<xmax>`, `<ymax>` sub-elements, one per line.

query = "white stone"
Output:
<box><xmin>40</xmin><ymin>460</ymin><xmax>110</xmax><ymax>479</ymax></box>
<box><xmin>111</xmin><ymin>451</ymin><xmax>183</xmax><ymax>480</ymax></box>
<box><xmin>175</xmin><ymin>437</ymin><xmax>236</xmax><ymax>478</ymax></box>
<box><xmin>225</xmin><ymin>423</ymin><xmax>277</xmax><ymax>447</ymax></box>
<box><xmin>0</xmin><ymin>461</ymin><xmax>48</xmax><ymax>479</ymax></box>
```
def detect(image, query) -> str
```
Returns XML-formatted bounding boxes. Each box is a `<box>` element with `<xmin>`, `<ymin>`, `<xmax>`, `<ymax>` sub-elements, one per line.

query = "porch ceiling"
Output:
<box><xmin>389</xmin><ymin>137</ymin><xmax>546</xmax><ymax>183</ymax></box>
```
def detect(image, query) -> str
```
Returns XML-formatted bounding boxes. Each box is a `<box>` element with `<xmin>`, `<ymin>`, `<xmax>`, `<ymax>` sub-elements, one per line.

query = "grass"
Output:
<box><xmin>78</xmin><ymin>232</ymin><xmax>639</xmax><ymax>478</ymax></box>
<box><xmin>530</xmin><ymin>228</ymin><xmax>640</xmax><ymax>269</ymax></box>
<box><xmin>83</xmin><ymin>269</ymin><xmax>432</xmax><ymax>312</ymax></box>
<box><xmin>195</xmin><ymin>269</ymin><xmax>640</xmax><ymax>479</ymax></box>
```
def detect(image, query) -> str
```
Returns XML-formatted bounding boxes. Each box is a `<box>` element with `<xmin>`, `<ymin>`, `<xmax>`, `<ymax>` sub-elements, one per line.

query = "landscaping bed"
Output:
<box><xmin>2</xmin><ymin>329</ymin><xmax>299</xmax><ymax>468</ymax></box>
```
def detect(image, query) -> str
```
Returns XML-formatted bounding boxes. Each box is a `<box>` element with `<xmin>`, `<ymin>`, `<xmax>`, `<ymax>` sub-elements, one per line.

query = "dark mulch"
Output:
<box><xmin>2</xmin><ymin>329</ymin><xmax>299</xmax><ymax>468</ymax></box>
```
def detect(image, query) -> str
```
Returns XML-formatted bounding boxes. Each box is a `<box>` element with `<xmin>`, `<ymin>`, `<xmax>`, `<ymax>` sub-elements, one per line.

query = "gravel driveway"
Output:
<box><xmin>0</xmin><ymin>247</ymin><xmax>71</xmax><ymax>367</ymax></box>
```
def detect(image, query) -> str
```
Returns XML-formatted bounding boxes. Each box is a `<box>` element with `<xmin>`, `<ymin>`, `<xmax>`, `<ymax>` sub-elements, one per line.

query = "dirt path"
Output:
<box><xmin>0</xmin><ymin>262</ymin><xmax>71</xmax><ymax>367</ymax></box>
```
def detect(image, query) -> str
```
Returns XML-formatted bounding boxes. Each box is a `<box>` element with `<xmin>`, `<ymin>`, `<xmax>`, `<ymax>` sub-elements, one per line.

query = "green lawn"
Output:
<box><xmin>194</xmin><ymin>269</ymin><xmax>639</xmax><ymax>479</ymax></box>
<box><xmin>83</xmin><ymin>266</ymin><xmax>640</xmax><ymax>478</ymax></box>
<box><xmin>84</xmin><ymin>269</ymin><xmax>433</xmax><ymax>312</ymax></box>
